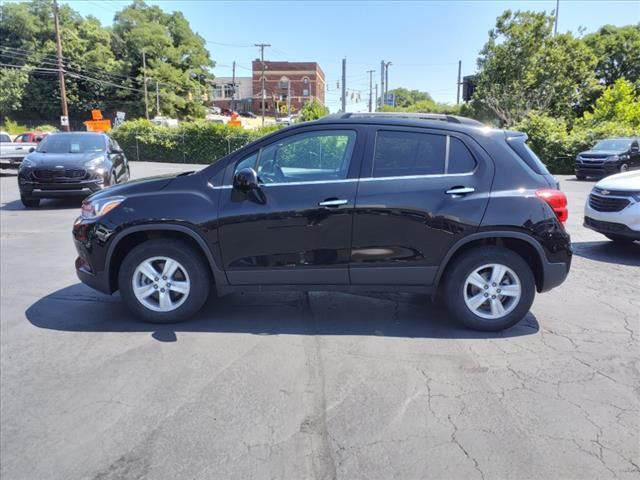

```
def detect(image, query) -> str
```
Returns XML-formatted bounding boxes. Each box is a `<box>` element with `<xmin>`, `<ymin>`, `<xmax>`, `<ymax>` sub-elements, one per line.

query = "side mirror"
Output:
<box><xmin>28</xmin><ymin>147</ymin><xmax>36</xmax><ymax>153</ymax></box>
<box><xmin>233</xmin><ymin>167</ymin><xmax>259</xmax><ymax>191</ymax></box>
<box><xmin>110</xmin><ymin>148</ymin><xmax>122</xmax><ymax>154</ymax></box>
<box><xmin>631</xmin><ymin>146</ymin><xmax>639</xmax><ymax>153</ymax></box>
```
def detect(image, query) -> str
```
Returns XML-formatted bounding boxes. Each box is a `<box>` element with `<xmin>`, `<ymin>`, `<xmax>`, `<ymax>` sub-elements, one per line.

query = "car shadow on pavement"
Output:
<box><xmin>25</xmin><ymin>283</ymin><xmax>539</xmax><ymax>342</ymax></box>
<box><xmin>572</xmin><ymin>241</ymin><xmax>640</xmax><ymax>266</ymax></box>
<box><xmin>0</xmin><ymin>197</ymin><xmax>82</xmax><ymax>211</ymax></box>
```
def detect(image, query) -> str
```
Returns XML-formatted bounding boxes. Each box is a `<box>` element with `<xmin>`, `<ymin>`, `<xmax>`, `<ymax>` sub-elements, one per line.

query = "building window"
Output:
<box><xmin>302</xmin><ymin>76</ymin><xmax>310</xmax><ymax>85</ymax></box>
<box><xmin>279</xmin><ymin>76</ymin><xmax>290</xmax><ymax>90</ymax></box>
<box><xmin>303</xmin><ymin>89</ymin><xmax>309</xmax><ymax>97</ymax></box>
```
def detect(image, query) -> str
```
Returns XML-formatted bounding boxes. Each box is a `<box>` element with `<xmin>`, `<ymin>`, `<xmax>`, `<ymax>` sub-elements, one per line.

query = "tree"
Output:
<box><xmin>578</xmin><ymin>79</ymin><xmax>640</xmax><ymax>129</ymax></box>
<box><xmin>0</xmin><ymin>67</ymin><xmax>30</xmax><ymax>112</ymax></box>
<box><xmin>111</xmin><ymin>0</ymin><xmax>214</xmax><ymax>119</ymax></box>
<box><xmin>386</xmin><ymin>88</ymin><xmax>433</xmax><ymax>108</ymax></box>
<box><xmin>471</xmin><ymin>10</ymin><xmax>597</xmax><ymax>126</ymax></box>
<box><xmin>298</xmin><ymin>98</ymin><xmax>329</xmax><ymax>122</ymax></box>
<box><xmin>584</xmin><ymin>24</ymin><xmax>640</xmax><ymax>86</ymax></box>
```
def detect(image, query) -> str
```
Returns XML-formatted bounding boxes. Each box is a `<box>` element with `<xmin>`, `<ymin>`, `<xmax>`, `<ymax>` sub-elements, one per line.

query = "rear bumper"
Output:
<box><xmin>540</xmin><ymin>258</ymin><xmax>571</xmax><ymax>292</ymax></box>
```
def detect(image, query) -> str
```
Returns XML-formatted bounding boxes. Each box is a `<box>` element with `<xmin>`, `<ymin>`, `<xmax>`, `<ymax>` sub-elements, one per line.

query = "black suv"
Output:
<box><xmin>575</xmin><ymin>137</ymin><xmax>640</xmax><ymax>180</ymax></box>
<box><xmin>72</xmin><ymin>113</ymin><xmax>572</xmax><ymax>331</ymax></box>
<box><xmin>18</xmin><ymin>132</ymin><xmax>130</xmax><ymax>208</ymax></box>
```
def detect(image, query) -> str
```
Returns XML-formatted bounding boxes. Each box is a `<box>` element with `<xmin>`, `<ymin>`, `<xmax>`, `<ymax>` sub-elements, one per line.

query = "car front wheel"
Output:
<box><xmin>118</xmin><ymin>239</ymin><xmax>211</xmax><ymax>323</ymax></box>
<box><xmin>443</xmin><ymin>246</ymin><xmax>535</xmax><ymax>331</ymax></box>
<box><xmin>20</xmin><ymin>195</ymin><xmax>40</xmax><ymax>208</ymax></box>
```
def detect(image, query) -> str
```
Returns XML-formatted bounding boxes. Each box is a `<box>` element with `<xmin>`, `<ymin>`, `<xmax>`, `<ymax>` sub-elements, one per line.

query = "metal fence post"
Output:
<box><xmin>135</xmin><ymin>136</ymin><xmax>139</xmax><ymax>162</ymax></box>
<box><xmin>182</xmin><ymin>132</ymin><xmax>186</xmax><ymax>163</ymax></box>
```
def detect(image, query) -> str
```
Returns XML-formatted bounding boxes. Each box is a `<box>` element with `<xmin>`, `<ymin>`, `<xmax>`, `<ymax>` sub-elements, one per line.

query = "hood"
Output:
<box><xmin>579</xmin><ymin>149</ymin><xmax>627</xmax><ymax>157</ymax></box>
<box><xmin>595</xmin><ymin>170</ymin><xmax>640</xmax><ymax>191</ymax></box>
<box><xmin>26</xmin><ymin>151</ymin><xmax>105</xmax><ymax>167</ymax></box>
<box><xmin>86</xmin><ymin>173</ymin><xmax>183</xmax><ymax>202</ymax></box>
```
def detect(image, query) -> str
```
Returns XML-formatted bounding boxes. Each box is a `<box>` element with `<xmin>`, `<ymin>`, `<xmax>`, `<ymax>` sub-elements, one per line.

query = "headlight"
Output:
<box><xmin>607</xmin><ymin>155</ymin><xmax>620</xmax><ymax>161</ymax></box>
<box><xmin>80</xmin><ymin>196</ymin><xmax>125</xmax><ymax>219</ymax></box>
<box><xmin>85</xmin><ymin>157</ymin><xmax>104</xmax><ymax>169</ymax></box>
<box><xmin>20</xmin><ymin>157</ymin><xmax>35</xmax><ymax>169</ymax></box>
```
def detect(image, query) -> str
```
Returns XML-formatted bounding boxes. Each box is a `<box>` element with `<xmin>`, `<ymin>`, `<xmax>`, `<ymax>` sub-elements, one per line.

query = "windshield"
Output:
<box><xmin>593</xmin><ymin>139</ymin><xmax>631</xmax><ymax>151</ymax></box>
<box><xmin>37</xmin><ymin>134</ymin><xmax>106</xmax><ymax>154</ymax></box>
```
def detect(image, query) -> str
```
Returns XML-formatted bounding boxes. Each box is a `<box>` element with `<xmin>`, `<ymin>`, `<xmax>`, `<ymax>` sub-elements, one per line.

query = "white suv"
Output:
<box><xmin>584</xmin><ymin>170</ymin><xmax>640</xmax><ymax>243</ymax></box>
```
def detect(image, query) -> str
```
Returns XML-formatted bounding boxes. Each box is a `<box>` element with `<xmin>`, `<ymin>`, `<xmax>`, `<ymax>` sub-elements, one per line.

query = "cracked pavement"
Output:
<box><xmin>1</xmin><ymin>164</ymin><xmax>638</xmax><ymax>479</ymax></box>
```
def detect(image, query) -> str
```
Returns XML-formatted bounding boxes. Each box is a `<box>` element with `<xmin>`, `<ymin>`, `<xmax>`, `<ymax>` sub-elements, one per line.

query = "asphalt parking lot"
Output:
<box><xmin>1</xmin><ymin>162</ymin><xmax>638</xmax><ymax>480</ymax></box>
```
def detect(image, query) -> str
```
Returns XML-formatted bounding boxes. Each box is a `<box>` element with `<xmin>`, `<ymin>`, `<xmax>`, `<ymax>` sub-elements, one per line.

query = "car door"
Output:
<box><xmin>217</xmin><ymin>126</ymin><xmax>365</xmax><ymax>285</ymax></box>
<box><xmin>107</xmin><ymin>137</ymin><xmax>124</xmax><ymax>181</ymax></box>
<box><xmin>350</xmin><ymin>126</ymin><xmax>494</xmax><ymax>285</ymax></box>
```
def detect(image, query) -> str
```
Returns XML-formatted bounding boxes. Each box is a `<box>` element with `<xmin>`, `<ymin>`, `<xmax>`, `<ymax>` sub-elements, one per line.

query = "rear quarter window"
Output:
<box><xmin>448</xmin><ymin>137</ymin><xmax>477</xmax><ymax>173</ymax></box>
<box><xmin>506</xmin><ymin>136</ymin><xmax>551</xmax><ymax>175</ymax></box>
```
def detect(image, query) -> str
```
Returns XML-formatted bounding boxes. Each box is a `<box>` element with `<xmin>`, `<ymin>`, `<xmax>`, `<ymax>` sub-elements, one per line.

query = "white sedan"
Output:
<box><xmin>584</xmin><ymin>170</ymin><xmax>640</xmax><ymax>243</ymax></box>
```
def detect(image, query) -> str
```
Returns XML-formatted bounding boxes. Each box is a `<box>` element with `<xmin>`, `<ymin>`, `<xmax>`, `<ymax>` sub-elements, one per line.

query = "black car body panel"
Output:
<box><xmin>19</xmin><ymin>132</ymin><xmax>129</xmax><ymax>199</ymax></box>
<box><xmin>73</xmin><ymin>115</ymin><xmax>572</xmax><ymax>300</ymax></box>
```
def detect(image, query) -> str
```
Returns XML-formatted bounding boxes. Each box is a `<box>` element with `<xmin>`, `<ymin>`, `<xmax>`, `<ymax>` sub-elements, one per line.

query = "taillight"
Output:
<box><xmin>536</xmin><ymin>189</ymin><xmax>568</xmax><ymax>224</ymax></box>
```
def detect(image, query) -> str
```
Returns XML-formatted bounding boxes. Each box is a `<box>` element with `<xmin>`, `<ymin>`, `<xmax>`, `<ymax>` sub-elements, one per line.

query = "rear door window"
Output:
<box><xmin>373</xmin><ymin>130</ymin><xmax>445</xmax><ymax>177</ymax></box>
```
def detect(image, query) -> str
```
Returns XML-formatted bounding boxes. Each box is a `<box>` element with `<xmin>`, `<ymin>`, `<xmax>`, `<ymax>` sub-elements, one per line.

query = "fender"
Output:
<box><xmin>433</xmin><ymin>230</ymin><xmax>547</xmax><ymax>287</ymax></box>
<box><xmin>105</xmin><ymin>223</ymin><xmax>229</xmax><ymax>290</ymax></box>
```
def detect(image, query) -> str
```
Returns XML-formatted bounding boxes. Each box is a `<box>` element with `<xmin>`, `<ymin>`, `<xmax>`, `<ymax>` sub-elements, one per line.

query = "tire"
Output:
<box><xmin>443</xmin><ymin>246</ymin><xmax>536</xmax><ymax>331</ymax></box>
<box><xmin>576</xmin><ymin>174</ymin><xmax>586</xmax><ymax>180</ymax></box>
<box><xmin>118</xmin><ymin>239</ymin><xmax>211</xmax><ymax>323</ymax></box>
<box><xmin>605</xmin><ymin>234</ymin><xmax>635</xmax><ymax>244</ymax></box>
<box><xmin>620</xmin><ymin>163</ymin><xmax>629</xmax><ymax>173</ymax></box>
<box><xmin>21</xmin><ymin>195</ymin><xmax>40</xmax><ymax>208</ymax></box>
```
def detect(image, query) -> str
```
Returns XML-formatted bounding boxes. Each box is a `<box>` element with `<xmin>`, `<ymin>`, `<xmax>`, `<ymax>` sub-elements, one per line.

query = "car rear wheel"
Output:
<box><xmin>118</xmin><ymin>239</ymin><xmax>211</xmax><ymax>323</ymax></box>
<box><xmin>443</xmin><ymin>246</ymin><xmax>535</xmax><ymax>331</ymax></box>
<box><xmin>620</xmin><ymin>163</ymin><xmax>629</xmax><ymax>173</ymax></box>
<box><xmin>20</xmin><ymin>195</ymin><xmax>40</xmax><ymax>208</ymax></box>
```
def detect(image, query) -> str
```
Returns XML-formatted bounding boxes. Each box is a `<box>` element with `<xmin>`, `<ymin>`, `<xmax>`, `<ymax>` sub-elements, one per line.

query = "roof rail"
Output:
<box><xmin>321</xmin><ymin>112</ymin><xmax>484</xmax><ymax>126</ymax></box>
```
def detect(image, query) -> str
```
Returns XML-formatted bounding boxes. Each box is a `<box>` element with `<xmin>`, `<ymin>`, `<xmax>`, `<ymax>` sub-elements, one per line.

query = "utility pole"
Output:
<box><xmin>287</xmin><ymin>80</ymin><xmax>291</xmax><ymax>116</ymax></box>
<box><xmin>366</xmin><ymin>70</ymin><xmax>375</xmax><ymax>113</ymax></box>
<box><xmin>374</xmin><ymin>83</ymin><xmax>378</xmax><ymax>112</ymax></box>
<box><xmin>254</xmin><ymin>43</ymin><xmax>271</xmax><ymax>126</ymax></box>
<box><xmin>142</xmin><ymin>50</ymin><xmax>149</xmax><ymax>119</ymax></box>
<box><xmin>554</xmin><ymin>0</ymin><xmax>560</xmax><ymax>36</ymax></box>
<box><xmin>341</xmin><ymin>58</ymin><xmax>346</xmax><ymax>112</ymax></box>
<box><xmin>456</xmin><ymin>60</ymin><xmax>462</xmax><ymax>105</ymax></box>
<box><xmin>380</xmin><ymin>60</ymin><xmax>385</xmax><ymax>110</ymax></box>
<box><xmin>156</xmin><ymin>80</ymin><xmax>160</xmax><ymax>115</ymax></box>
<box><xmin>231</xmin><ymin>60</ymin><xmax>236</xmax><ymax>111</ymax></box>
<box><xmin>384</xmin><ymin>61</ymin><xmax>391</xmax><ymax>99</ymax></box>
<box><xmin>52</xmin><ymin>0</ymin><xmax>69</xmax><ymax>131</ymax></box>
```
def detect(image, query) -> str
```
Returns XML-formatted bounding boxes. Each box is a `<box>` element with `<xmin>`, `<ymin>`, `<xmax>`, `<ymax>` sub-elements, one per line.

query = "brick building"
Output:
<box><xmin>252</xmin><ymin>60</ymin><xmax>325</xmax><ymax>114</ymax></box>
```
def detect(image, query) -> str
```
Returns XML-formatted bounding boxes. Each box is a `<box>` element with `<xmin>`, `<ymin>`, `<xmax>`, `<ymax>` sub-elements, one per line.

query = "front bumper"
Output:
<box><xmin>73</xmin><ymin>218</ymin><xmax>114</xmax><ymax>294</ymax></box>
<box><xmin>574</xmin><ymin>161</ymin><xmax>621</xmax><ymax>178</ymax></box>
<box><xmin>584</xmin><ymin>197</ymin><xmax>640</xmax><ymax>239</ymax></box>
<box><xmin>19</xmin><ymin>177</ymin><xmax>104</xmax><ymax>198</ymax></box>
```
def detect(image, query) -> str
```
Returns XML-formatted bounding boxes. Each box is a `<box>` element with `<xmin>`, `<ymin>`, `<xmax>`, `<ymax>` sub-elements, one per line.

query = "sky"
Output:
<box><xmin>59</xmin><ymin>0</ymin><xmax>639</xmax><ymax>113</ymax></box>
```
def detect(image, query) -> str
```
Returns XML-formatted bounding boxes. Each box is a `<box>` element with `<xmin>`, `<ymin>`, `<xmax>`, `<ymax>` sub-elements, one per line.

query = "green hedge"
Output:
<box><xmin>111</xmin><ymin>119</ymin><xmax>281</xmax><ymax>164</ymax></box>
<box><xmin>515</xmin><ymin>113</ymin><xmax>639</xmax><ymax>174</ymax></box>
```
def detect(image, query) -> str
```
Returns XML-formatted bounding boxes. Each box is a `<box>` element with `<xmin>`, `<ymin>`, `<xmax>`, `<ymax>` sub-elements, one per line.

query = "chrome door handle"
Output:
<box><xmin>445</xmin><ymin>187</ymin><xmax>475</xmax><ymax>195</ymax></box>
<box><xmin>319</xmin><ymin>199</ymin><xmax>348</xmax><ymax>207</ymax></box>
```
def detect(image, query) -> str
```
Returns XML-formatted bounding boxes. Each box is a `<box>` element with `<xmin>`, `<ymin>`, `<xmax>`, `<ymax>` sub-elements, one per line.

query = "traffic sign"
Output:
<box><xmin>60</xmin><ymin>115</ymin><xmax>69</xmax><ymax>127</ymax></box>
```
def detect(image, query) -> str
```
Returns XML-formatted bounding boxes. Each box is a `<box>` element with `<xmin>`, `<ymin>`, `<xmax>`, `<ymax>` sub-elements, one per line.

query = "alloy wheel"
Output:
<box><xmin>463</xmin><ymin>263</ymin><xmax>522</xmax><ymax>320</ymax></box>
<box><xmin>132</xmin><ymin>256</ymin><xmax>191</xmax><ymax>312</ymax></box>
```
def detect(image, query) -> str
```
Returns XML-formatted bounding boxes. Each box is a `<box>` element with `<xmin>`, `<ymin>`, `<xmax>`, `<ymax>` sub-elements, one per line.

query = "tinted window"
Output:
<box><xmin>593</xmin><ymin>139</ymin><xmax>632</xmax><ymax>151</ymax></box>
<box><xmin>0</xmin><ymin>134</ymin><xmax>11</xmax><ymax>143</ymax></box>
<box><xmin>256</xmin><ymin>130</ymin><xmax>356</xmax><ymax>184</ymax></box>
<box><xmin>448</xmin><ymin>137</ymin><xmax>477</xmax><ymax>173</ymax></box>
<box><xmin>373</xmin><ymin>131</ymin><xmax>445</xmax><ymax>177</ymax></box>
<box><xmin>233</xmin><ymin>152</ymin><xmax>258</xmax><ymax>174</ymax></box>
<box><xmin>37</xmin><ymin>134</ymin><xmax>106</xmax><ymax>154</ymax></box>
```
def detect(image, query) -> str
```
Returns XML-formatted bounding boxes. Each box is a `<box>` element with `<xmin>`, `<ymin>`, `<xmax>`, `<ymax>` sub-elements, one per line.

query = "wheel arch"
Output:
<box><xmin>435</xmin><ymin>232</ymin><xmax>546</xmax><ymax>292</ymax></box>
<box><xmin>106</xmin><ymin>224</ymin><xmax>227</xmax><ymax>293</ymax></box>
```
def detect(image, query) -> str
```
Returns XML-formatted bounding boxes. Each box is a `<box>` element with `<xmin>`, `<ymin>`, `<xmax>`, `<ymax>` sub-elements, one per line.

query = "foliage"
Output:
<box><xmin>111</xmin><ymin>119</ymin><xmax>281</xmax><ymax>164</ymax></box>
<box><xmin>583</xmin><ymin>24</ymin><xmax>640</xmax><ymax>86</ymax></box>
<box><xmin>471</xmin><ymin>10</ymin><xmax>598</xmax><ymax>127</ymax></box>
<box><xmin>0</xmin><ymin>0</ymin><xmax>214</xmax><ymax>124</ymax></box>
<box><xmin>0</xmin><ymin>118</ymin><xmax>28</xmax><ymax>134</ymax></box>
<box><xmin>515</xmin><ymin>81</ymin><xmax>640</xmax><ymax>173</ymax></box>
<box><xmin>298</xmin><ymin>98</ymin><xmax>329</xmax><ymax>122</ymax></box>
<box><xmin>0</xmin><ymin>67</ymin><xmax>30</xmax><ymax>112</ymax></box>
<box><xmin>385</xmin><ymin>88</ymin><xmax>433</xmax><ymax>108</ymax></box>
